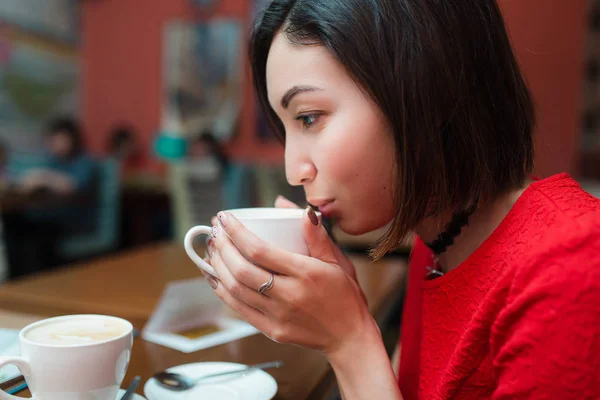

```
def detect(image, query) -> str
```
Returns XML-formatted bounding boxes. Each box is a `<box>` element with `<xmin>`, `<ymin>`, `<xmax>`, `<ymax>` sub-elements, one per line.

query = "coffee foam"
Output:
<box><xmin>25</xmin><ymin>318</ymin><xmax>128</xmax><ymax>346</ymax></box>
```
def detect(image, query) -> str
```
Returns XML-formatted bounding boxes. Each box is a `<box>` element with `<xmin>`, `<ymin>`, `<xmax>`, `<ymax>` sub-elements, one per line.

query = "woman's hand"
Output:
<box><xmin>273</xmin><ymin>195</ymin><xmax>361</xmax><ymax>283</ymax></box>
<box><xmin>18</xmin><ymin>170</ymin><xmax>47</xmax><ymax>192</ymax></box>
<box><xmin>18</xmin><ymin>169</ymin><xmax>74</xmax><ymax>194</ymax></box>
<box><xmin>206</xmin><ymin>204</ymin><xmax>377</xmax><ymax>355</ymax></box>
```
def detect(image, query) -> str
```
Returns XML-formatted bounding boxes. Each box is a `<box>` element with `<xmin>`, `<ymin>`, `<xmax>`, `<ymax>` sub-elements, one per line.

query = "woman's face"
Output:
<box><xmin>48</xmin><ymin>131</ymin><xmax>73</xmax><ymax>158</ymax></box>
<box><xmin>266</xmin><ymin>32</ymin><xmax>396</xmax><ymax>235</ymax></box>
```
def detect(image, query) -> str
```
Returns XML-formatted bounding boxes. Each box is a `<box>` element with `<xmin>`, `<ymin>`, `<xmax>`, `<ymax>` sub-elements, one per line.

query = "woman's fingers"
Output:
<box><xmin>212</xmin><ymin>235</ymin><xmax>285</xmax><ymax>297</ymax></box>
<box><xmin>210</xmin><ymin>248</ymin><xmax>274</xmax><ymax>309</ymax></box>
<box><xmin>215</xmin><ymin>212</ymin><xmax>302</xmax><ymax>277</ymax></box>
<box><xmin>302</xmin><ymin>207</ymin><xmax>337</xmax><ymax>264</ymax></box>
<box><xmin>205</xmin><ymin>271</ymin><xmax>273</xmax><ymax>333</ymax></box>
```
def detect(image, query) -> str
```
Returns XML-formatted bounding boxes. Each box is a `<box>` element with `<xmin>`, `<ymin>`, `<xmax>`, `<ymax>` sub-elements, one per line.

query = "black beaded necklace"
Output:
<box><xmin>425</xmin><ymin>204</ymin><xmax>477</xmax><ymax>279</ymax></box>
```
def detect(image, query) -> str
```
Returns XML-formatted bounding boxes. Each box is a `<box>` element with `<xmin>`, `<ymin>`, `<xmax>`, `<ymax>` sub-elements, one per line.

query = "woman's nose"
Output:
<box><xmin>285</xmin><ymin>154</ymin><xmax>317</xmax><ymax>187</ymax></box>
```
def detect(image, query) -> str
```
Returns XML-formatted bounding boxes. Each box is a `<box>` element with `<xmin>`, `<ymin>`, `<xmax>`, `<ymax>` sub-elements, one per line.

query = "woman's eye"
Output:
<box><xmin>295</xmin><ymin>114</ymin><xmax>320</xmax><ymax>130</ymax></box>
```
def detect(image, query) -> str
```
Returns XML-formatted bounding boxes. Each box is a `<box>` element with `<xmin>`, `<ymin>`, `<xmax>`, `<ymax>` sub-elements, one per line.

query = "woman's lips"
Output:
<box><xmin>316</xmin><ymin>200</ymin><xmax>336</xmax><ymax>218</ymax></box>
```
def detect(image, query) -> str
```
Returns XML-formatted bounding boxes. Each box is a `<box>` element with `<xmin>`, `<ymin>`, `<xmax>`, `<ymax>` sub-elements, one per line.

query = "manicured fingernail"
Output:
<box><xmin>211</xmin><ymin>226</ymin><xmax>218</xmax><ymax>238</ymax></box>
<box><xmin>207</xmin><ymin>276</ymin><xmax>218</xmax><ymax>289</ymax></box>
<box><xmin>217</xmin><ymin>212</ymin><xmax>228</xmax><ymax>228</ymax></box>
<box><xmin>306</xmin><ymin>207</ymin><xmax>319</xmax><ymax>226</ymax></box>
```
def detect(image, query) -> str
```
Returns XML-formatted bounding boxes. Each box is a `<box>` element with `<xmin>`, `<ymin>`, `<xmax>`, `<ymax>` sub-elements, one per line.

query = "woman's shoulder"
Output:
<box><xmin>504</xmin><ymin>173</ymin><xmax>600</xmax><ymax>296</ymax></box>
<box><xmin>490</xmin><ymin>211</ymin><xmax>600</xmax><ymax>400</ymax></box>
<box><xmin>491</xmin><ymin>176</ymin><xmax>600</xmax><ymax>333</ymax></box>
<box><xmin>528</xmin><ymin>173</ymin><xmax>600</xmax><ymax>217</ymax></box>
<box><xmin>510</xmin><ymin>173</ymin><xmax>600</xmax><ymax>250</ymax></box>
<box><xmin>514</xmin><ymin>221</ymin><xmax>600</xmax><ymax>286</ymax></box>
<box><xmin>477</xmin><ymin>173</ymin><xmax>600</xmax><ymax>300</ymax></box>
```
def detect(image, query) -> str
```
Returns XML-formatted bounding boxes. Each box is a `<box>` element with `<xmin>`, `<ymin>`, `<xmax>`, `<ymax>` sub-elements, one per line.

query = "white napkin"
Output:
<box><xmin>142</xmin><ymin>278</ymin><xmax>258</xmax><ymax>353</ymax></box>
<box><xmin>0</xmin><ymin>329</ymin><xmax>20</xmax><ymax>383</ymax></box>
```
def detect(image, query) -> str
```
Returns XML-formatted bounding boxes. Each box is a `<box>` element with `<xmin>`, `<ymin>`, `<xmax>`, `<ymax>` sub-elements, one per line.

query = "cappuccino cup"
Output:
<box><xmin>185</xmin><ymin>207</ymin><xmax>318</xmax><ymax>276</ymax></box>
<box><xmin>0</xmin><ymin>315</ymin><xmax>133</xmax><ymax>400</ymax></box>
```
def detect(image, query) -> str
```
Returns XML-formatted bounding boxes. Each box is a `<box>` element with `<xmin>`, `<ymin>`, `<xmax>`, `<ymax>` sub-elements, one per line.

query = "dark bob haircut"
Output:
<box><xmin>46</xmin><ymin>116</ymin><xmax>85</xmax><ymax>158</ymax></box>
<box><xmin>250</xmin><ymin>0</ymin><xmax>535</xmax><ymax>258</ymax></box>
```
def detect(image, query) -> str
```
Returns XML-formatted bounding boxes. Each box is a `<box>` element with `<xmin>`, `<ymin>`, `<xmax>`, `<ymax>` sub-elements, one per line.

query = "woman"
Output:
<box><xmin>106</xmin><ymin>124</ymin><xmax>142</xmax><ymax>175</ymax></box>
<box><xmin>8</xmin><ymin>118</ymin><xmax>96</xmax><ymax>275</ymax></box>
<box><xmin>188</xmin><ymin>131</ymin><xmax>231</xmax><ymax>175</ymax></box>
<box><xmin>20</xmin><ymin>117</ymin><xmax>95</xmax><ymax>196</ymax></box>
<box><xmin>205</xmin><ymin>1</ymin><xmax>600</xmax><ymax>398</ymax></box>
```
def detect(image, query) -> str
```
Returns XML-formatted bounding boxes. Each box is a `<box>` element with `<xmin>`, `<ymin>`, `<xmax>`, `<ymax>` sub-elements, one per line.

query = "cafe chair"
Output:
<box><xmin>170</xmin><ymin>159</ymin><xmax>223</xmax><ymax>242</ymax></box>
<box><xmin>222</xmin><ymin>162</ymin><xmax>255</xmax><ymax>210</ymax></box>
<box><xmin>57</xmin><ymin>159</ymin><xmax>121</xmax><ymax>259</ymax></box>
<box><xmin>169</xmin><ymin>160</ymin><xmax>255</xmax><ymax>241</ymax></box>
<box><xmin>0</xmin><ymin>221</ymin><xmax>8</xmax><ymax>283</ymax></box>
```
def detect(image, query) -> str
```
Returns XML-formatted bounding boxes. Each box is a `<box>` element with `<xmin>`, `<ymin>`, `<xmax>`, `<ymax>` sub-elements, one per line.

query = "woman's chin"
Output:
<box><xmin>336</xmin><ymin>218</ymin><xmax>387</xmax><ymax>236</ymax></box>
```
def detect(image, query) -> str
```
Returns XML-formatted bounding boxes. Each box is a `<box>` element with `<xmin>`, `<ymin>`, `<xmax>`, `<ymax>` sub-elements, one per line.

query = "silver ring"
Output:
<box><xmin>258</xmin><ymin>274</ymin><xmax>274</xmax><ymax>295</ymax></box>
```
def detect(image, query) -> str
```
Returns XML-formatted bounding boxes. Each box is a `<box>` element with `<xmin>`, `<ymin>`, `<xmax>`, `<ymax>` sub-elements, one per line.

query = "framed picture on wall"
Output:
<box><xmin>0</xmin><ymin>0</ymin><xmax>78</xmax><ymax>45</ymax></box>
<box><xmin>0</xmin><ymin>26</ymin><xmax>79</xmax><ymax>153</ymax></box>
<box><xmin>163</xmin><ymin>20</ymin><xmax>242</xmax><ymax>143</ymax></box>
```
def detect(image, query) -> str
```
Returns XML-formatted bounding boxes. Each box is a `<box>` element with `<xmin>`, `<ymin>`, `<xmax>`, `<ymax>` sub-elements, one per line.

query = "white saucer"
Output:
<box><xmin>116</xmin><ymin>388</ymin><xmax>146</xmax><ymax>399</ymax></box>
<box><xmin>144</xmin><ymin>362</ymin><xmax>278</xmax><ymax>400</ymax></box>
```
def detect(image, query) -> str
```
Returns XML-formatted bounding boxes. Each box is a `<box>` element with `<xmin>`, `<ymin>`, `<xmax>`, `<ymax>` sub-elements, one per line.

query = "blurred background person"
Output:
<box><xmin>107</xmin><ymin>124</ymin><xmax>142</xmax><ymax>175</ymax></box>
<box><xmin>189</xmin><ymin>130</ymin><xmax>230</xmax><ymax>178</ymax></box>
<box><xmin>0</xmin><ymin>140</ymin><xmax>8</xmax><ymax>283</ymax></box>
<box><xmin>188</xmin><ymin>129</ymin><xmax>255</xmax><ymax>211</ymax></box>
<box><xmin>18</xmin><ymin>117</ymin><xmax>94</xmax><ymax>196</ymax></box>
<box><xmin>4</xmin><ymin>117</ymin><xmax>96</xmax><ymax>278</ymax></box>
<box><xmin>0</xmin><ymin>140</ymin><xmax>9</xmax><ymax>187</ymax></box>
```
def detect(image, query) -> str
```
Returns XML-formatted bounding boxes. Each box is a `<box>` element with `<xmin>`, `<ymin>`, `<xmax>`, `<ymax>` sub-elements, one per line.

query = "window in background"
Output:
<box><xmin>582</xmin><ymin>0</ymin><xmax>600</xmax><ymax>181</ymax></box>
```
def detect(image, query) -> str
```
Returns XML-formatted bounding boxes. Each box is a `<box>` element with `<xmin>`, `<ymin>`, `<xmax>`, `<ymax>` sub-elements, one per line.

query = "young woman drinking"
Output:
<box><xmin>205</xmin><ymin>1</ymin><xmax>600</xmax><ymax>398</ymax></box>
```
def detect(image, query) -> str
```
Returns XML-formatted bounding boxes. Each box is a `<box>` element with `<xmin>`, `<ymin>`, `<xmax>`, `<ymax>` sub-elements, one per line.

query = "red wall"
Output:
<box><xmin>82</xmin><ymin>0</ymin><xmax>282</xmax><ymax>174</ymax></box>
<box><xmin>83</xmin><ymin>0</ymin><xmax>586</xmax><ymax>176</ymax></box>
<box><xmin>500</xmin><ymin>0</ymin><xmax>586</xmax><ymax>177</ymax></box>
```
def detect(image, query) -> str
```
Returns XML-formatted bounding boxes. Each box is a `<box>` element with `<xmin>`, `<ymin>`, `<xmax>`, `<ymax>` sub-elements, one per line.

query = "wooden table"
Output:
<box><xmin>0</xmin><ymin>242</ymin><xmax>407</xmax><ymax>399</ymax></box>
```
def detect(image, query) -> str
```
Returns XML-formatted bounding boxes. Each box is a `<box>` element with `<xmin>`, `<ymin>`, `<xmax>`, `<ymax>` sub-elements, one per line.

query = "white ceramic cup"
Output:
<box><xmin>0</xmin><ymin>315</ymin><xmax>133</xmax><ymax>400</ymax></box>
<box><xmin>185</xmin><ymin>207</ymin><xmax>317</xmax><ymax>276</ymax></box>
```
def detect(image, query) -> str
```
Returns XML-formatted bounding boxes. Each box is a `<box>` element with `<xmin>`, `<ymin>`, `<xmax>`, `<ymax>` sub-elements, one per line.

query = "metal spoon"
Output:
<box><xmin>153</xmin><ymin>361</ymin><xmax>284</xmax><ymax>391</ymax></box>
<box><xmin>119</xmin><ymin>376</ymin><xmax>141</xmax><ymax>400</ymax></box>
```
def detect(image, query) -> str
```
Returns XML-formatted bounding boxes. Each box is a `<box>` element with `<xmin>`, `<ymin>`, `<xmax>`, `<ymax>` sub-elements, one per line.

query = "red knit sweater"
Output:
<box><xmin>398</xmin><ymin>174</ymin><xmax>600</xmax><ymax>399</ymax></box>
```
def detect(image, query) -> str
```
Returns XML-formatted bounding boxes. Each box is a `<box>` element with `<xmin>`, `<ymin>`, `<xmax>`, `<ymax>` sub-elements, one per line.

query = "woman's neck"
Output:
<box><xmin>416</xmin><ymin>182</ymin><xmax>531</xmax><ymax>273</ymax></box>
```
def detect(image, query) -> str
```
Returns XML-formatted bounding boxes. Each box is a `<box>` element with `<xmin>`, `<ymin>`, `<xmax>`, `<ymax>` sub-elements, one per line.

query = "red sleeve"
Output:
<box><xmin>490</xmin><ymin>231</ymin><xmax>600</xmax><ymax>399</ymax></box>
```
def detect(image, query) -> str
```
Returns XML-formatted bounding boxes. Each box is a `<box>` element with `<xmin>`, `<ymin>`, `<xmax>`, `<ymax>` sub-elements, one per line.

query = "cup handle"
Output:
<box><xmin>0</xmin><ymin>356</ymin><xmax>31</xmax><ymax>400</ymax></box>
<box><xmin>184</xmin><ymin>225</ymin><xmax>218</xmax><ymax>277</ymax></box>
